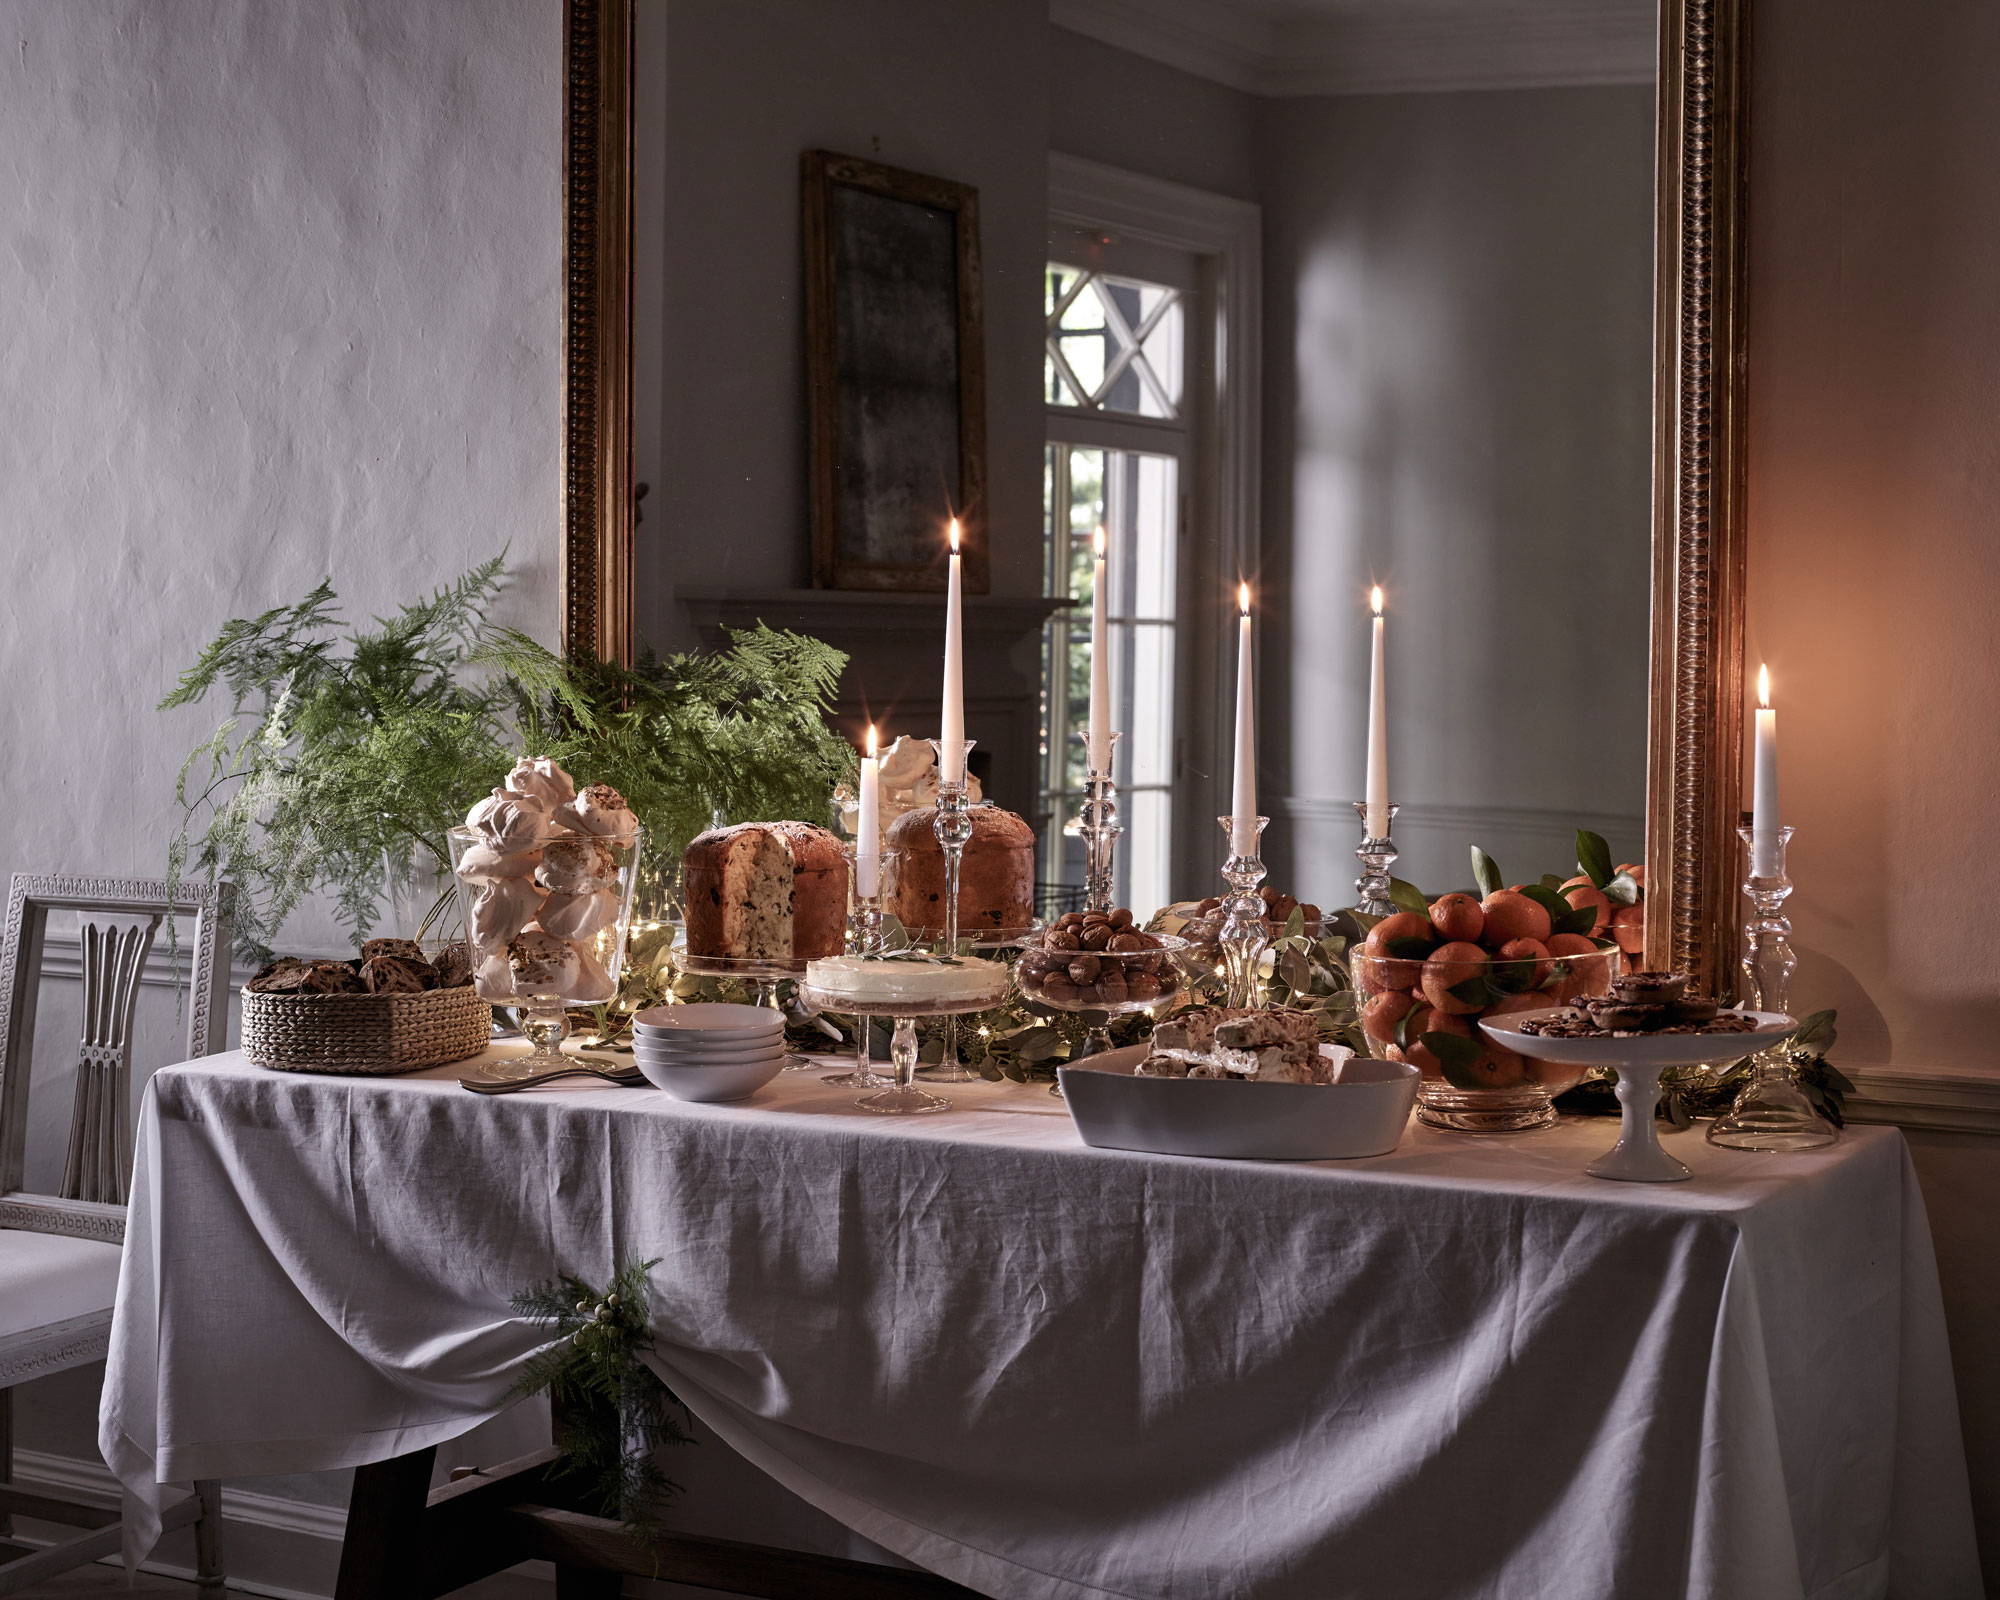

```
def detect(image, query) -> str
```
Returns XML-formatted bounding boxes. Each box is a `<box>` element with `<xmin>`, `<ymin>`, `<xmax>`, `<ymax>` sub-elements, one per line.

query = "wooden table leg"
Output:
<box><xmin>334</xmin><ymin>1447</ymin><xmax>438</xmax><ymax>1600</ymax></box>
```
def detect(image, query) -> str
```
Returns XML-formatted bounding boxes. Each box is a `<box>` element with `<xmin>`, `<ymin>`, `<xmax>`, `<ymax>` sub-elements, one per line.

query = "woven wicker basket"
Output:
<box><xmin>242</xmin><ymin>985</ymin><xmax>493</xmax><ymax>1075</ymax></box>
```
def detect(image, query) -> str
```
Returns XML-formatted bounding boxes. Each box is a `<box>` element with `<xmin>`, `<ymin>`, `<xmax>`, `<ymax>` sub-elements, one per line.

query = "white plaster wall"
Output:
<box><xmin>1748</xmin><ymin>0</ymin><xmax>2000</xmax><ymax>1574</ymax></box>
<box><xmin>0</xmin><ymin>0</ymin><xmax>562</xmax><ymax>907</ymax></box>
<box><xmin>0</xmin><ymin>0</ymin><xmax>562</xmax><ymax>1575</ymax></box>
<box><xmin>1257</xmin><ymin>86</ymin><xmax>1655</xmax><ymax>898</ymax></box>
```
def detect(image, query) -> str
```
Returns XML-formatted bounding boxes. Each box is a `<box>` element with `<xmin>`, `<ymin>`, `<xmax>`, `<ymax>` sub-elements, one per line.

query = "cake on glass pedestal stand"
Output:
<box><xmin>801</xmin><ymin>955</ymin><xmax>1013</xmax><ymax>1114</ymax></box>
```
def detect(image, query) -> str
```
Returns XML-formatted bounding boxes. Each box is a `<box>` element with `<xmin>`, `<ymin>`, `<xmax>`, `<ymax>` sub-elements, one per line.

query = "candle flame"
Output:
<box><xmin>1238</xmin><ymin>582</ymin><xmax>1250</xmax><ymax>615</ymax></box>
<box><xmin>1093</xmin><ymin>525</ymin><xmax>1105</xmax><ymax>559</ymax></box>
<box><xmin>866</xmin><ymin>722</ymin><xmax>878</xmax><ymax>757</ymax></box>
<box><xmin>1758</xmin><ymin>664</ymin><xmax>1770</xmax><ymax>708</ymax></box>
<box><xmin>948</xmin><ymin>517</ymin><xmax>960</xmax><ymax>553</ymax></box>
<box><xmin>1370</xmin><ymin>585</ymin><xmax>1383</xmax><ymax>616</ymax></box>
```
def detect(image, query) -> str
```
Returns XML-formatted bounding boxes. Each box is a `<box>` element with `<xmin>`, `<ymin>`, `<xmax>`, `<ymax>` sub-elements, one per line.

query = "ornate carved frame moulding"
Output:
<box><xmin>1644</xmin><ymin>0</ymin><xmax>1752</xmax><ymax>999</ymax></box>
<box><xmin>560</xmin><ymin>0</ymin><xmax>1755</xmax><ymax>993</ymax></box>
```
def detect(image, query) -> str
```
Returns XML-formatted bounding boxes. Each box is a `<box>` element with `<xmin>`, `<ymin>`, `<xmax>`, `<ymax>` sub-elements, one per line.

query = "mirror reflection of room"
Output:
<box><xmin>633</xmin><ymin>0</ymin><xmax>1655</xmax><ymax>918</ymax></box>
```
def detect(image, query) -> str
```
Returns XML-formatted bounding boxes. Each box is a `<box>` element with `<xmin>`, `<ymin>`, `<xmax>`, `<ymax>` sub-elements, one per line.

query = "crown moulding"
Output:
<box><xmin>1050</xmin><ymin>0</ymin><xmax>1657</xmax><ymax>97</ymax></box>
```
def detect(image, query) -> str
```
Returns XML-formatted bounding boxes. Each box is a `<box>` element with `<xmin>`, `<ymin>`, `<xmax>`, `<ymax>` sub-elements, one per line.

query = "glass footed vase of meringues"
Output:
<box><xmin>448</xmin><ymin>807</ymin><xmax>644</xmax><ymax>1082</ymax></box>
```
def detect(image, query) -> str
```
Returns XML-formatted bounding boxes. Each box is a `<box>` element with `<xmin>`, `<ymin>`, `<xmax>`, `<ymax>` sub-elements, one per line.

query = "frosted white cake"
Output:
<box><xmin>804</xmin><ymin>955</ymin><xmax>1011</xmax><ymax>1009</ymax></box>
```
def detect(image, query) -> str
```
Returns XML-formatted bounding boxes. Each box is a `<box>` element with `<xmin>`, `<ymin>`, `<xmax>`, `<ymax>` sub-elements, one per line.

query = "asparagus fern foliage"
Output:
<box><xmin>162</xmin><ymin>556</ymin><xmax>854</xmax><ymax>960</ymax></box>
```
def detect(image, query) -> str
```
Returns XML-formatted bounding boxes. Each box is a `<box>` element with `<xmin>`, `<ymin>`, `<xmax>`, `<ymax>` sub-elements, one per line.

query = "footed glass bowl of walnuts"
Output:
<box><xmin>1350</xmin><ymin>889</ymin><xmax>1618</xmax><ymax>1133</ymax></box>
<box><xmin>1016</xmin><ymin>911</ymin><xmax>1187</xmax><ymax>1051</ymax></box>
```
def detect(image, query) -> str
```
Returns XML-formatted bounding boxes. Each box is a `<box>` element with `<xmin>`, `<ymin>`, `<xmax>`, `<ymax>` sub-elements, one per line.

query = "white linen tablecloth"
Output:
<box><xmin>100</xmin><ymin>1049</ymin><xmax>1982</xmax><ymax>1599</ymax></box>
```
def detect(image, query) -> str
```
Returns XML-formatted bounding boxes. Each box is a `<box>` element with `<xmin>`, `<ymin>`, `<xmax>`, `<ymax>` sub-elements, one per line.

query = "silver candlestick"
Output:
<box><xmin>1708</xmin><ymin>825</ymin><xmax>1837</xmax><ymax>1151</ymax></box>
<box><xmin>919</xmin><ymin>739</ymin><xmax>980</xmax><ymax>1084</ymax></box>
<box><xmin>1078</xmin><ymin>731</ymin><xmax>1123</xmax><ymax>915</ymax></box>
<box><xmin>1216</xmin><ymin>815</ymin><xmax>1270</xmax><ymax>1010</ymax></box>
<box><xmin>1352</xmin><ymin>801</ymin><xmax>1401</xmax><ymax>919</ymax></box>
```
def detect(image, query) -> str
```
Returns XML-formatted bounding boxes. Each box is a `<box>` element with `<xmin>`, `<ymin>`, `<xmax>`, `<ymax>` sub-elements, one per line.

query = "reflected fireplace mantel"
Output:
<box><xmin>677</xmin><ymin>589</ymin><xmax>1064</xmax><ymax>828</ymax></box>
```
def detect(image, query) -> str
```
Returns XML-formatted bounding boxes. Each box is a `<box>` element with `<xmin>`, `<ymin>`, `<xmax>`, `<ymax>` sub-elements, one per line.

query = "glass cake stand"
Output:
<box><xmin>907</xmin><ymin>923</ymin><xmax>1044</xmax><ymax>1084</ymax></box>
<box><xmin>674</xmin><ymin>951</ymin><xmax>815</xmax><ymax>1071</ymax></box>
<box><xmin>797</xmin><ymin>980</ymin><xmax>1011</xmax><ymax>1114</ymax></box>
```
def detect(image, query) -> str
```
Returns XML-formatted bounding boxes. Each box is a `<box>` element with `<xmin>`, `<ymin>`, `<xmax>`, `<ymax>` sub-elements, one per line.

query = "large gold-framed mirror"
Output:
<box><xmin>560</xmin><ymin>0</ymin><xmax>1751</xmax><ymax>998</ymax></box>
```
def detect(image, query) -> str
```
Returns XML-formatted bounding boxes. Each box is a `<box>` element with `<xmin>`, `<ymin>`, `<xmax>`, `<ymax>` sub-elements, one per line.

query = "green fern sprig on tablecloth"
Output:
<box><xmin>507</xmin><ymin>1260</ymin><xmax>692</xmax><ymax>1553</ymax></box>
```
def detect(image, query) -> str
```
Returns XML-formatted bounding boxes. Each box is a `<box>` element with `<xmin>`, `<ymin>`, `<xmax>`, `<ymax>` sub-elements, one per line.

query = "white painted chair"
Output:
<box><xmin>0</xmin><ymin>873</ymin><xmax>232</xmax><ymax>1595</ymax></box>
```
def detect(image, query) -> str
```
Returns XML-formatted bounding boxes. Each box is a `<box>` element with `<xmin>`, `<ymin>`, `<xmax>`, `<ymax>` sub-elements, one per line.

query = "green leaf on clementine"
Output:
<box><xmin>1471</xmin><ymin>847</ymin><xmax>1504</xmax><ymax>900</ymax></box>
<box><xmin>1447</xmin><ymin>976</ymin><xmax>1496</xmax><ymax>1008</ymax></box>
<box><xmin>1576</xmin><ymin>829</ymin><xmax>1615</xmax><ymax>890</ymax></box>
<box><xmin>1519</xmin><ymin>883</ymin><xmax>1568</xmax><ymax>920</ymax></box>
<box><xmin>1603</xmin><ymin>871</ymin><xmax>1641</xmax><ymax>907</ymax></box>
<box><xmin>1384</xmin><ymin>936</ymin><xmax>1434</xmax><ymax>960</ymax></box>
<box><xmin>1389</xmin><ymin>878</ymin><xmax>1430</xmax><ymax>917</ymax></box>
<box><xmin>1424</xmin><ymin>1030</ymin><xmax>1490</xmax><ymax>1091</ymax></box>
<box><xmin>1551</xmin><ymin>900</ymin><xmax>1601</xmax><ymax>937</ymax></box>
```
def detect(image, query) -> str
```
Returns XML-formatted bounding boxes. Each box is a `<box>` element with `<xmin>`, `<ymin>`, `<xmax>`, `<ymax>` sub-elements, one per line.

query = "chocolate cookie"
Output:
<box><xmin>359</xmin><ymin>954</ymin><xmax>436</xmax><ymax>995</ymax></box>
<box><xmin>1609</xmin><ymin>971</ymin><xmax>1689</xmax><ymax>1004</ymax></box>
<box><xmin>360</xmin><ymin>937</ymin><xmax>429</xmax><ymax>966</ymax></box>
<box><xmin>246</xmin><ymin>957</ymin><xmax>307</xmax><ymax>994</ymax></box>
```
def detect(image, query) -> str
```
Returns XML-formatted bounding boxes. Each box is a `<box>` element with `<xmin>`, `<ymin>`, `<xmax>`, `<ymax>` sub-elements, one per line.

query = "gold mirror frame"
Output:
<box><xmin>560</xmin><ymin>0</ymin><xmax>1752</xmax><ymax>995</ymax></box>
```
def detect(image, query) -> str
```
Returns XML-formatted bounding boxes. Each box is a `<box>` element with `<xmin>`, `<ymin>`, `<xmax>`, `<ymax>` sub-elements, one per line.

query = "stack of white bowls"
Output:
<box><xmin>630</xmin><ymin>1003</ymin><xmax>786</xmax><ymax>1102</ymax></box>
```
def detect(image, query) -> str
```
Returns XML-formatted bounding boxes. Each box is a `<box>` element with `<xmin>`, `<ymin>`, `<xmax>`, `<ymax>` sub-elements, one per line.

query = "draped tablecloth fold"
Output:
<box><xmin>100</xmin><ymin>1053</ymin><xmax>1981</xmax><ymax>1599</ymax></box>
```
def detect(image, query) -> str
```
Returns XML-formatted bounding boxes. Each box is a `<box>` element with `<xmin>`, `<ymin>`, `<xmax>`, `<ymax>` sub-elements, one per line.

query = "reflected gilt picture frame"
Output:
<box><xmin>802</xmin><ymin>149</ymin><xmax>988</xmax><ymax>595</ymax></box>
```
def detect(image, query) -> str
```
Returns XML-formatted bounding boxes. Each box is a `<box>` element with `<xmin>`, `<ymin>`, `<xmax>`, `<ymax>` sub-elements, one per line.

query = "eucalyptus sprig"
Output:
<box><xmin>507</xmin><ymin>1260</ymin><xmax>692</xmax><ymax>1553</ymax></box>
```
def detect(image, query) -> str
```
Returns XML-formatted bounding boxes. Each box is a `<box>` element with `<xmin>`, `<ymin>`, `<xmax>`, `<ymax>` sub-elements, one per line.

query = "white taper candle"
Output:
<box><xmin>1751</xmin><ymin>664</ymin><xmax>1780</xmax><ymax>876</ymax></box>
<box><xmin>1088</xmin><ymin>527</ymin><xmax>1110</xmax><ymax>776</ymax></box>
<box><xmin>1231</xmin><ymin>583</ymin><xmax>1256</xmax><ymax>856</ymax></box>
<box><xmin>858</xmin><ymin>723</ymin><xmax>881</xmax><ymax>898</ymax></box>
<box><xmin>940</xmin><ymin>519</ymin><xmax>965</xmax><ymax>784</ymax></box>
<box><xmin>1365</xmin><ymin>586</ymin><xmax>1388</xmax><ymax>837</ymax></box>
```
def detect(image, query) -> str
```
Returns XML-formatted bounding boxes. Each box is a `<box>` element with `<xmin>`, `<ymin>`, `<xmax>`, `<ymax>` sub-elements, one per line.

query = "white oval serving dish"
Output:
<box><xmin>1057</xmin><ymin>1043</ymin><xmax>1417</xmax><ymax>1161</ymax></box>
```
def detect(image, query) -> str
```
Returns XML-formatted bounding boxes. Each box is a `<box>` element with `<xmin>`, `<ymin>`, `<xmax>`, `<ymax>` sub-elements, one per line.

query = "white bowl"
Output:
<box><xmin>633</xmin><ymin>1002</ymin><xmax>782</xmax><ymax>1035</ymax></box>
<box><xmin>1058</xmin><ymin>1044</ymin><xmax>1417</xmax><ymax>1161</ymax></box>
<box><xmin>632</xmin><ymin>1040</ymin><xmax>786</xmax><ymax>1067</ymax></box>
<box><xmin>634</xmin><ymin>1053</ymin><xmax>783</xmax><ymax>1102</ymax></box>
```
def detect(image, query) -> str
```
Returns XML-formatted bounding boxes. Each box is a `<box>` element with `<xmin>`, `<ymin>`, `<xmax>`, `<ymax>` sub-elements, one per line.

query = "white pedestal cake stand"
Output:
<box><xmin>1481</xmin><ymin>1009</ymin><xmax>1796</xmax><ymax>1182</ymax></box>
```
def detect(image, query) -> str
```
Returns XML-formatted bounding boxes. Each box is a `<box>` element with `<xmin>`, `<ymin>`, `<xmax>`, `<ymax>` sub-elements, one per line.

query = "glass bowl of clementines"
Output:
<box><xmin>1349</xmin><ymin>887</ymin><xmax>1619</xmax><ymax>1133</ymax></box>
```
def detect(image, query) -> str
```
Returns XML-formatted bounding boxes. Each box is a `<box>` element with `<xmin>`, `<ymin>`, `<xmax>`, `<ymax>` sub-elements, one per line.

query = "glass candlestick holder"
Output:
<box><xmin>1708</xmin><ymin>825</ymin><xmax>1837</xmax><ymax>1151</ymax></box>
<box><xmin>1352</xmin><ymin>802</ymin><xmax>1401</xmax><ymax>919</ymax></box>
<box><xmin>823</xmin><ymin>852</ymin><xmax>892</xmax><ymax>1088</ymax></box>
<box><xmin>1216</xmin><ymin>815</ymin><xmax>1271</xmax><ymax>1010</ymax></box>
<box><xmin>919</xmin><ymin>739</ymin><xmax>981</xmax><ymax>1083</ymax></box>
<box><xmin>1078</xmin><ymin>731</ymin><xmax>1123</xmax><ymax>915</ymax></box>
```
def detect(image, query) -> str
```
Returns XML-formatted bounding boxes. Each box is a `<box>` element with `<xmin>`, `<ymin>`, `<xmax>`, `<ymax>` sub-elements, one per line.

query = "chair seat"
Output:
<box><xmin>0</xmin><ymin>1228</ymin><xmax>122</xmax><ymax>1340</ymax></box>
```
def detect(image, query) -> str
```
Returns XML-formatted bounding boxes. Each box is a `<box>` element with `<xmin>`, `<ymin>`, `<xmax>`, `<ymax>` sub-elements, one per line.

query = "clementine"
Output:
<box><xmin>1610</xmin><ymin>904</ymin><xmax>1645</xmax><ymax>955</ymax></box>
<box><xmin>1494</xmin><ymin>937</ymin><xmax>1552</xmax><ymax>988</ymax></box>
<box><xmin>1429</xmin><ymin>892</ymin><xmax>1485</xmax><ymax>943</ymax></box>
<box><xmin>1360</xmin><ymin>911</ymin><xmax>1438</xmax><ymax>990</ymax></box>
<box><xmin>1362</xmin><ymin>990</ymin><xmax>1417</xmax><ymax>1042</ymax></box>
<box><xmin>1420</xmin><ymin>941</ymin><xmax>1488</xmax><ymax>1015</ymax></box>
<box><xmin>1557</xmin><ymin>875</ymin><xmax>1612</xmax><ymax>936</ymax></box>
<box><xmin>1479</xmin><ymin>889</ymin><xmax>1552</xmax><ymax>947</ymax></box>
<box><xmin>1401</xmin><ymin>1008</ymin><xmax>1472</xmax><ymax>1080</ymax></box>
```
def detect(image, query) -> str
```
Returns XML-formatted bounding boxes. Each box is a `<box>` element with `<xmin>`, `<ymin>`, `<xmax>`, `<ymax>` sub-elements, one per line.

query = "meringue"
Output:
<box><xmin>473</xmin><ymin>950</ymin><xmax>517</xmax><ymax>1003</ymax></box>
<box><xmin>536</xmin><ymin>887</ymin><xmax>618</xmax><ymax>942</ymax></box>
<box><xmin>567</xmin><ymin>943</ymin><xmax>616</xmax><ymax>1004</ymax></box>
<box><xmin>504</xmin><ymin>756</ymin><xmax>576</xmax><ymax>811</ymax></box>
<box><xmin>507</xmin><ymin>929</ymin><xmax>580</xmax><ymax>995</ymax></box>
<box><xmin>466</xmin><ymin>787</ymin><xmax>554</xmax><ymax>853</ymax></box>
<box><xmin>468</xmin><ymin>876</ymin><xmax>545</xmax><ymax>948</ymax></box>
<box><xmin>555</xmin><ymin>781</ymin><xmax>638</xmax><ymax>840</ymax></box>
<box><xmin>537</xmin><ymin>836</ymin><xmax>618</xmax><ymax>895</ymax></box>
<box><xmin>454</xmin><ymin>839</ymin><xmax>543</xmax><ymax>884</ymax></box>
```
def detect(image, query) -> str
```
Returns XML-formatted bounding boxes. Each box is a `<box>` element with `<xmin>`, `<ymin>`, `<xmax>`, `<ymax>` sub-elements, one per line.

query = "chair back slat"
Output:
<box><xmin>0</xmin><ymin>875</ymin><xmax>232</xmax><ymax>1237</ymax></box>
